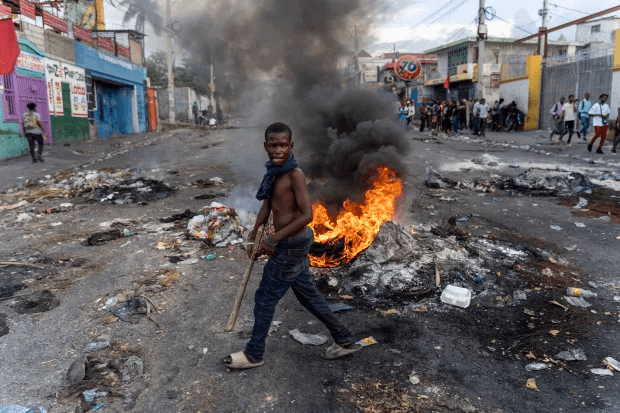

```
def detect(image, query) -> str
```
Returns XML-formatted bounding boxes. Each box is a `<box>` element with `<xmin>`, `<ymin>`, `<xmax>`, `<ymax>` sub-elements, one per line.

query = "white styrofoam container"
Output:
<box><xmin>440</xmin><ymin>285</ymin><xmax>472</xmax><ymax>308</ymax></box>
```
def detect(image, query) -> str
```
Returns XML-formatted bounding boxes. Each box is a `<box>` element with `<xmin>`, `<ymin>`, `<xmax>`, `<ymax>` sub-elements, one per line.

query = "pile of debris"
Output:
<box><xmin>503</xmin><ymin>168</ymin><xmax>595</xmax><ymax>196</ymax></box>
<box><xmin>90</xmin><ymin>178</ymin><xmax>175</xmax><ymax>205</ymax></box>
<box><xmin>187</xmin><ymin>202</ymin><xmax>245</xmax><ymax>247</ymax></box>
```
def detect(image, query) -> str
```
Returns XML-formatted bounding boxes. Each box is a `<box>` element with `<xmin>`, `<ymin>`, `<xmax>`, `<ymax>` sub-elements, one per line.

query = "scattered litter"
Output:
<box><xmin>328</xmin><ymin>302</ymin><xmax>353</xmax><ymax>313</ymax></box>
<box><xmin>565</xmin><ymin>245</ymin><xmax>578</xmax><ymax>251</ymax></box>
<box><xmin>409</xmin><ymin>372</ymin><xmax>420</xmax><ymax>385</ymax></box>
<box><xmin>574</xmin><ymin>198</ymin><xmax>588</xmax><ymax>209</ymax></box>
<box><xmin>356</xmin><ymin>336</ymin><xmax>377</xmax><ymax>347</ymax></box>
<box><xmin>110</xmin><ymin>297</ymin><xmax>150</xmax><ymax>323</ymax></box>
<box><xmin>288</xmin><ymin>329</ymin><xmax>328</xmax><ymax>346</ymax></box>
<box><xmin>566</xmin><ymin>287</ymin><xmax>597</xmax><ymax>298</ymax></box>
<box><xmin>424</xmin><ymin>167</ymin><xmax>456</xmax><ymax>189</ymax></box>
<box><xmin>0</xmin><ymin>200</ymin><xmax>29</xmax><ymax>212</ymax></box>
<box><xmin>525</xmin><ymin>378</ymin><xmax>539</xmax><ymax>392</ymax></box>
<box><xmin>591</xmin><ymin>368</ymin><xmax>614</xmax><ymax>376</ymax></box>
<box><xmin>564</xmin><ymin>296</ymin><xmax>592</xmax><ymax>308</ymax></box>
<box><xmin>84</xmin><ymin>336</ymin><xmax>110</xmax><ymax>352</ymax></box>
<box><xmin>91</xmin><ymin>404</ymin><xmax>104</xmax><ymax>411</ymax></box>
<box><xmin>83</xmin><ymin>229</ymin><xmax>123</xmax><ymax>246</ymax></box>
<box><xmin>555</xmin><ymin>349</ymin><xmax>587</xmax><ymax>361</ymax></box>
<box><xmin>492</xmin><ymin>197</ymin><xmax>503</xmax><ymax>202</ymax></box>
<box><xmin>0</xmin><ymin>407</ymin><xmax>46</xmax><ymax>413</ymax></box>
<box><xmin>550</xmin><ymin>225</ymin><xmax>562</xmax><ymax>231</ymax></box>
<box><xmin>472</xmin><ymin>154</ymin><xmax>500</xmax><ymax>166</ymax></box>
<box><xmin>456</xmin><ymin>216</ymin><xmax>469</xmax><ymax>222</ymax></box>
<box><xmin>83</xmin><ymin>388</ymin><xmax>108</xmax><ymax>402</ymax></box>
<box><xmin>575</xmin><ymin>222</ymin><xmax>586</xmax><ymax>228</ymax></box>
<box><xmin>507</xmin><ymin>168</ymin><xmax>594</xmax><ymax>196</ymax></box>
<box><xmin>509</xmin><ymin>165</ymin><xmax>520</xmax><ymax>168</ymax></box>
<box><xmin>474</xmin><ymin>274</ymin><xmax>483</xmax><ymax>282</ymax></box>
<box><xmin>267</xmin><ymin>321</ymin><xmax>282</xmax><ymax>335</ymax></box>
<box><xmin>603</xmin><ymin>357</ymin><xmax>620</xmax><ymax>371</ymax></box>
<box><xmin>440</xmin><ymin>285</ymin><xmax>471</xmax><ymax>308</ymax></box>
<box><xmin>513</xmin><ymin>290</ymin><xmax>527</xmax><ymax>301</ymax></box>
<box><xmin>187</xmin><ymin>202</ymin><xmax>245</xmax><ymax>246</ymax></box>
<box><xmin>209</xmin><ymin>177</ymin><xmax>224</xmax><ymax>185</ymax></box>
<box><xmin>49</xmin><ymin>222</ymin><xmax>62</xmax><ymax>227</ymax></box>
<box><xmin>179</xmin><ymin>258</ymin><xmax>199</xmax><ymax>265</ymax></box>
<box><xmin>120</xmin><ymin>356</ymin><xmax>144</xmax><ymax>381</ymax></box>
<box><xmin>205</xmin><ymin>252</ymin><xmax>217</xmax><ymax>261</ymax></box>
<box><xmin>525</xmin><ymin>363</ymin><xmax>549</xmax><ymax>371</ymax></box>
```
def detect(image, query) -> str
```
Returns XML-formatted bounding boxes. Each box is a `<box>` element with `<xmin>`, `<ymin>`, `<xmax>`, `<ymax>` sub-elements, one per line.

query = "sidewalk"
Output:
<box><xmin>0</xmin><ymin>130</ymin><xmax>173</xmax><ymax>191</ymax></box>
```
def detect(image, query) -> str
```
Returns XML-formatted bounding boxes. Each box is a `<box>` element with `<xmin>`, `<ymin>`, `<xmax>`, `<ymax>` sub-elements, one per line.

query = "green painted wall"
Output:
<box><xmin>0</xmin><ymin>95</ymin><xmax>28</xmax><ymax>161</ymax></box>
<box><xmin>50</xmin><ymin>83</ymin><xmax>89</xmax><ymax>144</ymax></box>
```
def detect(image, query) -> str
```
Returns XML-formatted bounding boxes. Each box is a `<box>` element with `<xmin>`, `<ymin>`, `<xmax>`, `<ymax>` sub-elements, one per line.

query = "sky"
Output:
<box><xmin>101</xmin><ymin>0</ymin><xmax>620</xmax><ymax>58</ymax></box>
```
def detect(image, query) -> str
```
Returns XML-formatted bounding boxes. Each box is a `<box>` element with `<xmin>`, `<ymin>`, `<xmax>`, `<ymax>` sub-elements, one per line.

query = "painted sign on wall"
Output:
<box><xmin>44</xmin><ymin>58</ymin><xmax>88</xmax><ymax>118</ymax></box>
<box><xmin>16</xmin><ymin>51</ymin><xmax>45</xmax><ymax>73</ymax></box>
<box><xmin>394</xmin><ymin>55</ymin><xmax>422</xmax><ymax>81</ymax></box>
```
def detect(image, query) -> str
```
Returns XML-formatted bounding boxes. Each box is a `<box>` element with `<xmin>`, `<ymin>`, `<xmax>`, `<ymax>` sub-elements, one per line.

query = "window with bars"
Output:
<box><xmin>2</xmin><ymin>74</ymin><xmax>19</xmax><ymax>122</ymax></box>
<box><xmin>591</xmin><ymin>25</ymin><xmax>601</xmax><ymax>34</ymax></box>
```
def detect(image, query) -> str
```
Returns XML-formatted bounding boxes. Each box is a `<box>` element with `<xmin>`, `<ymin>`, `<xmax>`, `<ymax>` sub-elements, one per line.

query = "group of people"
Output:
<box><xmin>549</xmin><ymin>92</ymin><xmax>620</xmax><ymax>154</ymax></box>
<box><xmin>417</xmin><ymin>98</ymin><xmax>520</xmax><ymax>137</ymax></box>
<box><xmin>398</xmin><ymin>100</ymin><xmax>416</xmax><ymax>131</ymax></box>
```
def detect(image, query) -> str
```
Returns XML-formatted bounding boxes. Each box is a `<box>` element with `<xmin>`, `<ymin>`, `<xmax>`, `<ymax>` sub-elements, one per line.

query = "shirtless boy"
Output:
<box><xmin>223</xmin><ymin>122</ymin><xmax>359</xmax><ymax>369</ymax></box>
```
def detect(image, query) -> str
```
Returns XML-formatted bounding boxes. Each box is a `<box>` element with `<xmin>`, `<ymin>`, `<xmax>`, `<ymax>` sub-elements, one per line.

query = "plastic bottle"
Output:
<box><xmin>566</xmin><ymin>287</ymin><xmax>597</xmax><ymax>298</ymax></box>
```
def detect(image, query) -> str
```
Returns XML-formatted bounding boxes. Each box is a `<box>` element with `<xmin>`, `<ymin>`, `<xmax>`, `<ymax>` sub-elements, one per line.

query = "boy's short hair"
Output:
<box><xmin>26</xmin><ymin>102</ymin><xmax>37</xmax><ymax>110</ymax></box>
<box><xmin>264</xmin><ymin>122</ymin><xmax>292</xmax><ymax>141</ymax></box>
<box><xmin>600</xmin><ymin>93</ymin><xmax>609</xmax><ymax>99</ymax></box>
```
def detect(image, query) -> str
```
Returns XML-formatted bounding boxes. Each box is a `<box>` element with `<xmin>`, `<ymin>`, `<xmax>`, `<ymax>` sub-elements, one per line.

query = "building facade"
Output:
<box><xmin>0</xmin><ymin>2</ymin><xmax>149</xmax><ymax>160</ymax></box>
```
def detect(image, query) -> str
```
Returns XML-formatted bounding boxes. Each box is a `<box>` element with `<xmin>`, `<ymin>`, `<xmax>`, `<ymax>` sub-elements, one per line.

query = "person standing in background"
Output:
<box><xmin>578</xmin><ymin>93</ymin><xmax>592</xmax><ymax>140</ymax></box>
<box><xmin>22</xmin><ymin>103</ymin><xmax>48</xmax><ymax>164</ymax></box>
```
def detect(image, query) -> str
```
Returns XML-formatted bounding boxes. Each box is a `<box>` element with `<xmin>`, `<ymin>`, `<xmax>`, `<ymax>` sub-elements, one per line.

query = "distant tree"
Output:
<box><xmin>118</xmin><ymin>0</ymin><xmax>163</xmax><ymax>35</ymax></box>
<box><xmin>145</xmin><ymin>51</ymin><xmax>167</xmax><ymax>87</ymax></box>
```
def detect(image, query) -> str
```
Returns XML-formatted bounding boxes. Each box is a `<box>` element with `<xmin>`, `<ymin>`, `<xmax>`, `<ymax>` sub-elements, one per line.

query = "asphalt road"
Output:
<box><xmin>0</xmin><ymin>125</ymin><xmax>619</xmax><ymax>413</ymax></box>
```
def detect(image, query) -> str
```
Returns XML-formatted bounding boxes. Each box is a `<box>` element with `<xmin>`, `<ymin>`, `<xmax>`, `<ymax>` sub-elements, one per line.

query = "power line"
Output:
<box><xmin>409</xmin><ymin>0</ymin><xmax>460</xmax><ymax>30</ymax></box>
<box><xmin>549</xmin><ymin>3</ymin><xmax>588</xmax><ymax>15</ymax></box>
<box><xmin>445</xmin><ymin>18</ymin><xmax>477</xmax><ymax>42</ymax></box>
<box><xmin>492</xmin><ymin>14</ymin><xmax>535</xmax><ymax>35</ymax></box>
<box><xmin>104</xmin><ymin>0</ymin><xmax>169</xmax><ymax>33</ymax></box>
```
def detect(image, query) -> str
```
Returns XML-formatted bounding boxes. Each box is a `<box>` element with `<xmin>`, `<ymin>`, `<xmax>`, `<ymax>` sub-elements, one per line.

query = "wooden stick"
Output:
<box><xmin>435</xmin><ymin>260</ymin><xmax>441</xmax><ymax>287</ymax></box>
<box><xmin>225</xmin><ymin>225</ymin><xmax>265</xmax><ymax>332</ymax></box>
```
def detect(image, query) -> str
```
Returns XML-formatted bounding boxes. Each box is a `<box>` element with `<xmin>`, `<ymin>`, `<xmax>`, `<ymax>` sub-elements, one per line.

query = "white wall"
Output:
<box><xmin>499</xmin><ymin>78</ymin><xmax>530</xmax><ymax>113</ymax></box>
<box><xmin>576</xmin><ymin>18</ymin><xmax>616</xmax><ymax>45</ymax></box>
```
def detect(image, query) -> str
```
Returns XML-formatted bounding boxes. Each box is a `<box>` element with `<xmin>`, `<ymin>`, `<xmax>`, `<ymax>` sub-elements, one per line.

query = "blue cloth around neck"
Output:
<box><xmin>255</xmin><ymin>152</ymin><xmax>299</xmax><ymax>200</ymax></box>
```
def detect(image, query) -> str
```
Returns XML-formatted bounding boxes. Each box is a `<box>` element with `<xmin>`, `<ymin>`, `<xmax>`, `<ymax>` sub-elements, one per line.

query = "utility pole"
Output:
<box><xmin>477</xmin><ymin>0</ymin><xmax>487</xmax><ymax>99</ymax></box>
<box><xmin>540</xmin><ymin>0</ymin><xmax>549</xmax><ymax>57</ymax></box>
<box><xmin>166</xmin><ymin>0</ymin><xmax>175</xmax><ymax>123</ymax></box>
<box><xmin>210</xmin><ymin>44</ymin><xmax>216</xmax><ymax>113</ymax></box>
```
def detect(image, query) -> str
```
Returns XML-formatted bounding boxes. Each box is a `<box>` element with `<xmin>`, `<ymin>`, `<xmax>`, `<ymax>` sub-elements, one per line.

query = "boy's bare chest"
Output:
<box><xmin>272</xmin><ymin>174</ymin><xmax>294</xmax><ymax>200</ymax></box>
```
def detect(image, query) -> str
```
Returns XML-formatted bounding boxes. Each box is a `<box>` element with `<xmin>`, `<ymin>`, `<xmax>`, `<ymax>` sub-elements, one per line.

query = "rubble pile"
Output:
<box><xmin>319</xmin><ymin>221</ymin><xmax>542</xmax><ymax>303</ymax></box>
<box><xmin>504</xmin><ymin>168</ymin><xmax>595</xmax><ymax>196</ymax></box>
<box><xmin>91</xmin><ymin>177</ymin><xmax>175</xmax><ymax>204</ymax></box>
<box><xmin>187</xmin><ymin>202</ymin><xmax>245</xmax><ymax>246</ymax></box>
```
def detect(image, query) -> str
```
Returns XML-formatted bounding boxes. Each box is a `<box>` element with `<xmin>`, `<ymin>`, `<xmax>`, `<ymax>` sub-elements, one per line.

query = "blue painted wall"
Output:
<box><xmin>74</xmin><ymin>41</ymin><xmax>147</xmax><ymax>138</ymax></box>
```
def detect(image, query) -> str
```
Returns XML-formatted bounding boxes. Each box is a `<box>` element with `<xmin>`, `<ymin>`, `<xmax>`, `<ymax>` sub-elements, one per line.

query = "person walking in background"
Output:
<box><xmin>549</xmin><ymin>97</ymin><xmax>565</xmax><ymax>142</ymax></box>
<box><xmin>419</xmin><ymin>103</ymin><xmax>427</xmax><ymax>132</ymax></box>
<box><xmin>476</xmin><ymin>98</ymin><xmax>489</xmax><ymax>137</ymax></box>
<box><xmin>557</xmin><ymin>95</ymin><xmax>577</xmax><ymax>146</ymax></box>
<box><xmin>21</xmin><ymin>102</ymin><xmax>48</xmax><ymax>164</ymax></box>
<box><xmin>406</xmin><ymin>101</ymin><xmax>415</xmax><ymax>131</ymax></box>
<box><xmin>578</xmin><ymin>92</ymin><xmax>592</xmax><ymax>140</ymax></box>
<box><xmin>587</xmin><ymin>93</ymin><xmax>610</xmax><ymax>154</ymax></box>
<box><xmin>192</xmin><ymin>101</ymin><xmax>199</xmax><ymax>124</ymax></box>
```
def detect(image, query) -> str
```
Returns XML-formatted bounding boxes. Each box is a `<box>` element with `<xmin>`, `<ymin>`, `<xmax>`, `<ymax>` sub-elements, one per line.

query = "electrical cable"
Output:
<box><xmin>409</xmin><ymin>0</ymin><xmax>460</xmax><ymax>30</ymax></box>
<box><xmin>549</xmin><ymin>3</ymin><xmax>589</xmax><ymax>15</ymax></box>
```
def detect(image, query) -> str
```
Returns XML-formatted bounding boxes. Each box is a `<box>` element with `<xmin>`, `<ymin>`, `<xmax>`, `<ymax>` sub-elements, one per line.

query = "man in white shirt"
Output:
<box><xmin>557</xmin><ymin>95</ymin><xmax>577</xmax><ymax>146</ymax></box>
<box><xmin>588</xmin><ymin>93</ymin><xmax>610</xmax><ymax>154</ymax></box>
<box><xmin>549</xmin><ymin>97</ymin><xmax>565</xmax><ymax>141</ymax></box>
<box><xmin>476</xmin><ymin>98</ymin><xmax>489</xmax><ymax>137</ymax></box>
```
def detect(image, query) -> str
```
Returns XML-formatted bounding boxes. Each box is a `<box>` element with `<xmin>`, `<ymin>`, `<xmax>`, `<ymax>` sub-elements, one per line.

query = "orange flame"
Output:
<box><xmin>309</xmin><ymin>167</ymin><xmax>403</xmax><ymax>267</ymax></box>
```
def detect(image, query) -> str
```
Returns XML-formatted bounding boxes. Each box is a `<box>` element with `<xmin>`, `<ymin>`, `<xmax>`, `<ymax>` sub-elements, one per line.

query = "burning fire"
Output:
<box><xmin>309</xmin><ymin>167</ymin><xmax>403</xmax><ymax>268</ymax></box>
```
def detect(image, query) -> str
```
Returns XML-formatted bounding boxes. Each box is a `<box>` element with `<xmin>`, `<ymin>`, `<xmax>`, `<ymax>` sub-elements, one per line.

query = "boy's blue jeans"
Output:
<box><xmin>244</xmin><ymin>227</ymin><xmax>354</xmax><ymax>362</ymax></box>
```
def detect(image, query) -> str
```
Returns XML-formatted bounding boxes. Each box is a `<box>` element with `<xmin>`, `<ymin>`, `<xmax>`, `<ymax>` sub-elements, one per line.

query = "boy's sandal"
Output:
<box><xmin>222</xmin><ymin>351</ymin><xmax>264</xmax><ymax>369</ymax></box>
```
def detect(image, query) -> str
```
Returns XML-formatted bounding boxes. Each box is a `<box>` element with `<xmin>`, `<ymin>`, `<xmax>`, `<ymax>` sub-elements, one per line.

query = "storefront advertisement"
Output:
<box><xmin>44</xmin><ymin>59</ymin><xmax>88</xmax><ymax>118</ymax></box>
<box><xmin>17</xmin><ymin>51</ymin><xmax>45</xmax><ymax>73</ymax></box>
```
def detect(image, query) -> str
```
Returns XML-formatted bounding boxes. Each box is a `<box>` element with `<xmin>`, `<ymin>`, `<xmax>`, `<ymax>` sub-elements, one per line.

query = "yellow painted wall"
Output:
<box><xmin>614</xmin><ymin>28</ymin><xmax>620</xmax><ymax>71</ymax></box>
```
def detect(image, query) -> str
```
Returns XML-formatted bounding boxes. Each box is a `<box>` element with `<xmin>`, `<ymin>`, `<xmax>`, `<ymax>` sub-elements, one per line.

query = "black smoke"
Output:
<box><xmin>177</xmin><ymin>0</ymin><xmax>410</xmax><ymax>205</ymax></box>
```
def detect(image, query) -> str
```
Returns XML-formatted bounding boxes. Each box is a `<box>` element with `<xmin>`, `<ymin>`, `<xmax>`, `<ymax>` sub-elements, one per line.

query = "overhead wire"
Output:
<box><xmin>409</xmin><ymin>0</ymin><xmax>460</xmax><ymax>30</ymax></box>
